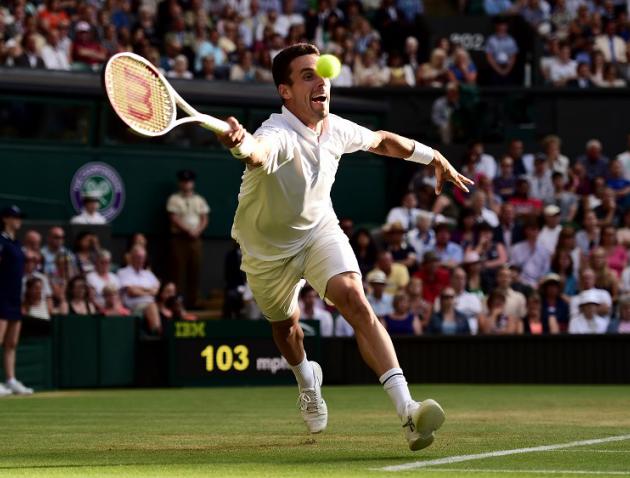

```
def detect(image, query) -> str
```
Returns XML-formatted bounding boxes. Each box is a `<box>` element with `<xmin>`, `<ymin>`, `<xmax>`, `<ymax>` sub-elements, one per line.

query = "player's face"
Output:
<box><xmin>283</xmin><ymin>54</ymin><xmax>331</xmax><ymax>129</ymax></box>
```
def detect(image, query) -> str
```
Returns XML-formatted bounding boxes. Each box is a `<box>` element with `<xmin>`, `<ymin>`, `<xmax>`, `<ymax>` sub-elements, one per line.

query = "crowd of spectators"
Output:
<box><xmin>221</xmin><ymin>130</ymin><xmax>630</xmax><ymax>337</ymax></box>
<box><xmin>1</xmin><ymin>0</ymin><xmax>628</xmax><ymax>88</ymax></box>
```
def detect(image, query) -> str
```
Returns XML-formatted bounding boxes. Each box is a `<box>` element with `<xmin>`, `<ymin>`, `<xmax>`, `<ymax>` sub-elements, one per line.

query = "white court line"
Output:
<box><xmin>557</xmin><ymin>449</ymin><xmax>630</xmax><ymax>454</ymax></box>
<box><xmin>379</xmin><ymin>434</ymin><xmax>630</xmax><ymax>472</ymax></box>
<box><xmin>422</xmin><ymin>468</ymin><xmax>630</xmax><ymax>475</ymax></box>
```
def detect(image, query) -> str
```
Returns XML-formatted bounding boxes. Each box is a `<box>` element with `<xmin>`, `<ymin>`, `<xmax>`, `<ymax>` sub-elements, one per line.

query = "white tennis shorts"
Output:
<box><xmin>241</xmin><ymin>225</ymin><xmax>360</xmax><ymax>322</ymax></box>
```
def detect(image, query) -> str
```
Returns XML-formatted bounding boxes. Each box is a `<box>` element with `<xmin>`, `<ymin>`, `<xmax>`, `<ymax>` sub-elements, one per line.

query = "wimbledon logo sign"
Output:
<box><xmin>70</xmin><ymin>162</ymin><xmax>125</xmax><ymax>221</ymax></box>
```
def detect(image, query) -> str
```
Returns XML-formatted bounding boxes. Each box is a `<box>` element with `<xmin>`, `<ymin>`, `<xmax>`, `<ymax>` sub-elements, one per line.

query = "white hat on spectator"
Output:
<box><xmin>366</xmin><ymin>270</ymin><xmax>387</xmax><ymax>284</ymax></box>
<box><xmin>579</xmin><ymin>290</ymin><xmax>601</xmax><ymax>306</ymax></box>
<box><xmin>76</xmin><ymin>21</ymin><xmax>91</xmax><ymax>32</ymax></box>
<box><xmin>544</xmin><ymin>205</ymin><xmax>561</xmax><ymax>216</ymax></box>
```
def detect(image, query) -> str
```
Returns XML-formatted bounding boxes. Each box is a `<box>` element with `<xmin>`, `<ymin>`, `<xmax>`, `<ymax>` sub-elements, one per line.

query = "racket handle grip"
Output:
<box><xmin>198</xmin><ymin>114</ymin><xmax>231</xmax><ymax>134</ymax></box>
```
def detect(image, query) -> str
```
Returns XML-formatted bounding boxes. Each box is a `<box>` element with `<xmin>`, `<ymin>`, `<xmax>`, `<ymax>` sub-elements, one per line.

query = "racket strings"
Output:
<box><xmin>105</xmin><ymin>57</ymin><xmax>174</xmax><ymax>134</ymax></box>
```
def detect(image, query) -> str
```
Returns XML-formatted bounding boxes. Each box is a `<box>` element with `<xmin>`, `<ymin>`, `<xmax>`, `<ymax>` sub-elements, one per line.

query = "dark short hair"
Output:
<box><xmin>272</xmin><ymin>43</ymin><xmax>320</xmax><ymax>88</ymax></box>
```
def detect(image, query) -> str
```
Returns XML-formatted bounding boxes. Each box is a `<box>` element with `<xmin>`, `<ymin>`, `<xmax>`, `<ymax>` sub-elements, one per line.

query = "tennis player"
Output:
<box><xmin>218</xmin><ymin>44</ymin><xmax>473</xmax><ymax>451</ymax></box>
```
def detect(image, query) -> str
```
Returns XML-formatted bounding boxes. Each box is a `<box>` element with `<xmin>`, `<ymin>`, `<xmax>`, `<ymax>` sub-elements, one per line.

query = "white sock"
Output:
<box><xmin>6</xmin><ymin>377</ymin><xmax>17</xmax><ymax>385</ymax></box>
<box><xmin>379</xmin><ymin>368</ymin><xmax>413</xmax><ymax>418</ymax></box>
<box><xmin>290</xmin><ymin>356</ymin><xmax>315</xmax><ymax>390</ymax></box>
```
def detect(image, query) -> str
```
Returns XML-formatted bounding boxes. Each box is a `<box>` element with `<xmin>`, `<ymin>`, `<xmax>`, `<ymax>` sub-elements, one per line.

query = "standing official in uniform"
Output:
<box><xmin>0</xmin><ymin>206</ymin><xmax>33</xmax><ymax>396</ymax></box>
<box><xmin>166</xmin><ymin>170</ymin><xmax>210</xmax><ymax>308</ymax></box>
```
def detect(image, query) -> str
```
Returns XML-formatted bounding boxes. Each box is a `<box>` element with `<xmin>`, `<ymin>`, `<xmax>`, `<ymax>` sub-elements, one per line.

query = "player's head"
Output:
<box><xmin>272</xmin><ymin>43</ymin><xmax>330</xmax><ymax>127</ymax></box>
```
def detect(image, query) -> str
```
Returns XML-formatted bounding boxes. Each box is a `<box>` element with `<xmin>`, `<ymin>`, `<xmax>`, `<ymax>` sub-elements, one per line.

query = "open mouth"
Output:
<box><xmin>311</xmin><ymin>94</ymin><xmax>327</xmax><ymax>104</ymax></box>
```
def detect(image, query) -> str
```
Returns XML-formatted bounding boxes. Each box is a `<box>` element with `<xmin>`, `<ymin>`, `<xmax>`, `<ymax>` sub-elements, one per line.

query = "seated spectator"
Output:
<box><xmin>299</xmin><ymin>285</ymin><xmax>333</xmax><ymax>337</ymax></box>
<box><xmin>595</xmin><ymin>19</ymin><xmax>627</xmax><ymax>65</ymax></box>
<box><xmin>371</xmin><ymin>251</ymin><xmax>410</xmax><ymax>295</ymax></box>
<box><xmin>521</xmin><ymin>0</ymin><xmax>551</xmax><ymax>31</ymax></box>
<box><xmin>595</xmin><ymin>187</ymin><xmax>622</xmax><ymax>227</ymax></box>
<box><xmin>354</xmin><ymin>49</ymin><xmax>387</xmax><ymax>86</ymax></box>
<box><xmin>569</xmin><ymin>267</ymin><xmax>613</xmax><ymax>320</ymax></box>
<box><xmin>414</xmin><ymin>251</ymin><xmax>450</xmax><ymax>304</ymax></box>
<box><xmin>66</xmin><ymin>276</ymin><xmax>98</xmax><ymax>316</ymax></box>
<box><xmin>166</xmin><ymin>54</ymin><xmax>193</xmax><ymax>79</ymax></box>
<box><xmin>386</xmin><ymin>192</ymin><xmax>422</xmax><ymax>232</ymax></box>
<box><xmin>485</xmin><ymin>17</ymin><xmax>519</xmax><ymax>86</ymax></box>
<box><xmin>431</xmin><ymin>82</ymin><xmax>460</xmax><ymax>145</ymax></box>
<box><xmin>462</xmin><ymin>250</ymin><xmax>488</xmax><ymax>296</ymax></box>
<box><xmin>521</xmin><ymin>292</ymin><xmax>559</xmax><ymax>335</ymax></box>
<box><xmin>599</xmin><ymin>62</ymin><xmax>627</xmax><ymax>87</ymax></box>
<box><xmin>366</xmin><ymin>270</ymin><xmax>394</xmax><ymax>319</ymax></box>
<box><xmin>550</xmin><ymin>248</ymin><xmax>578</xmax><ymax>298</ymax></box>
<box><xmin>406</xmin><ymin>277</ymin><xmax>431</xmax><ymax>325</ymax></box>
<box><xmin>527</xmin><ymin>154</ymin><xmax>555</xmax><ymax>205</ymax></box>
<box><xmin>427</xmin><ymin>287</ymin><xmax>470</xmax><ymax>335</ymax></box>
<box><xmin>230</xmin><ymin>50</ymin><xmax>257</xmax><ymax>81</ymax></box>
<box><xmin>41</xmin><ymin>28</ymin><xmax>70</xmax><ymax>70</ymax></box>
<box><xmin>406</xmin><ymin>211</ymin><xmax>436</xmax><ymax>261</ymax></box>
<box><xmin>14</xmin><ymin>32</ymin><xmax>45</xmax><ymax>69</ymax></box>
<box><xmin>101</xmin><ymin>284</ymin><xmax>130</xmax><ymax>317</ymax></box>
<box><xmin>118</xmin><ymin>245</ymin><xmax>161</xmax><ymax>335</ymax></box>
<box><xmin>576</xmin><ymin>139</ymin><xmax>610</xmax><ymax>182</ymax></box>
<box><xmin>470</xmin><ymin>190</ymin><xmax>499</xmax><ymax>227</ymax></box>
<box><xmin>22</xmin><ymin>229</ymin><xmax>43</xmax><ymax>262</ymax></box>
<box><xmin>22</xmin><ymin>249</ymin><xmax>52</xmax><ymax>311</ymax></box>
<box><xmin>384</xmin><ymin>50</ymin><xmax>415</xmax><ymax>86</ymax></box>
<box><xmin>606</xmin><ymin>158</ymin><xmax>630</xmax><ymax>208</ymax></box>
<box><xmin>615</xmin><ymin>133</ymin><xmax>630</xmax><ymax>180</ymax></box>
<box><xmin>576</xmin><ymin>210</ymin><xmax>600</xmax><ymax>254</ymax></box>
<box><xmin>567</xmin><ymin>61</ymin><xmax>596</xmax><ymax>88</ymax></box>
<box><xmin>479</xmin><ymin>290</ymin><xmax>520</xmax><ymax>334</ymax></box>
<box><xmin>123</xmin><ymin>233</ymin><xmax>148</xmax><ymax>267</ymax></box>
<box><xmin>42</xmin><ymin>226</ymin><xmax>76</xmax><ymax>276</ymax></box>
<box><xmin>539</xmin><ymin>273</ymin><xmax>570</xmax><ymax>332</ymax></box>
<box><xmin>493</xmin><ymin>156</ymin><xmax>517</xmax><ymax>201</ymax></box>
<box><xmin>600</xmin><ymin>225</ymin><xmax>628</xmax><ymax>278</ymax></box>
<box><xmin>484</xmin><ymin>0</ymin><xmax>518</xmax><ymax>16</ymax></box>
<box><xmin>494</xmin><ymin>203</ymin><xmax>522</xmax><ymax>250</ymax></box>
<box><xmin>589</xmin><ymin>246</ymin><xmax>620</xmax><ymax>300</ymax></box>
<box><xmin>607</xmin><ymin>296</ymin><xmax>630</xmax><ymax>333</ymax></box>
<box><xmin>350</xmin><ymin>228</ymin><xmax>378</xmax><ymax>277</ymax></box>
<box><xmin>617</xmin><ymin>209</ymin><xmax>630</xmax><ymax>248</ymax></box>
<box><xmin>550</xmin><ymin>0</ymin><xmax>572</xmax><ymax>39</ymax></box>
<box><xmin>381</xmin><ymin>292</ymin><xmax>422</xmax><ymax>336</ymax></box>
<box><xmin>447</xmin><ymin>266</ymin><xmax>483</xmax><ymax>334</ymax></box>
<box><xmin>448</xmin><ymin>47</ymin><xmax>477</xmax><ymax>85</ymax></box>
<box><xmin>508</xmin><ymin>177</ymin><xmax>543</xmax><ymax>217</ymax></box>
<box><xmin>71</xmin><ymin>21</ymin><xmax>107</xmax><ymax>70</ymax></box>
<box><xmin>38</xmin><ymin>0</ymin><xmax>70</xmax><ymax>31</ymax></box>
<box><xmin>569</xmin><ymin>290</ymin><xmax>610</xmax><ymax>333</ymax></box>
<box><xmin>86</xmin><ymin>250</ymin><xmax>120</xmax><ymax>308</ymax></box>
<box><xmin>493</xmin><ymin>265</ymin><xmax>527</xmax><ymax>320</ymax></box>
<box><xmin>22</xmin><ymin>277</ymin><xmax>52</xmax><ymax>320</ymax></box>
<box><xmin>430</xmin><ymin>220</ymin><xmax>463</xmax><ymax>269</ymax></box>
<box><xmin>382</xmin><ymin>222</ymin><xmax>417</xmax><ymax>271</ymax></box>
<box><xmin>548</xmin><ymin>41</ymin><xmax>577</xmax><ymax>86</ymax></box>
<box><xmin>70</xmin><ymin>192</ymin><xmax>106</xmax><ymax>224</ymax></box>
<box><xmin>548</xmin><ymin>172</ymin><xmax>578</xmax><ymax>223</ymax></box>
<box><xmin>467</xmin><ymin>221</ymin><xmax>508</xmax><ymax>286</ymax></box>
<box><xmin>74</xmin><ymin>231</ymin><xmax>99</xmax><ymax>275</ymax></box>
<box><xmin>452</xmin><ymin>207</ymin><xmax>476</xmax><ymax>250</ymax></box>
<box><xmin>537</xmin><ymin>205</ymin><xmax>562</xmax><ymax>256</ymax></box>
<box><xmin>417</xmin><ymin>47</ymin><xmax>449</xmax><ymax>88</ymax></box>
<box><xmin>509</xmin><ymin>218</ymin><xmax>551</xmax><ymax>287</ymax></box>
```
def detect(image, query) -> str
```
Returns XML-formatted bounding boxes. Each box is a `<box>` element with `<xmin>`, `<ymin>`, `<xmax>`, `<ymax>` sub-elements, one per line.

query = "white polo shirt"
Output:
<box><xmin>232</xmin><ymin>106</ymin><xmax>378</xmax><ymax>261</ymax></box>
<box><xmin>117</xmin><ymin>266</ymin><xmax>159</xmax><ymax>309</ymax></box>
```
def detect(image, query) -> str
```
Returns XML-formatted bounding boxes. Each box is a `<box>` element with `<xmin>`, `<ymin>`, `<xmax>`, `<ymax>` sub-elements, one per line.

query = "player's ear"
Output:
<box><xmin>278</xmin><ymin>84</ymin><xmax>291</xmax><ymax>102</ymax></box>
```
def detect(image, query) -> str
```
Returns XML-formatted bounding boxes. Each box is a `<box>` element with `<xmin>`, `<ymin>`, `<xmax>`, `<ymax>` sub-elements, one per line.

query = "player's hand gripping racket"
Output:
<box><xmin>103</xmin><ymin>52</ymin><xmax>230</xmax><ymax>137</ymax></box>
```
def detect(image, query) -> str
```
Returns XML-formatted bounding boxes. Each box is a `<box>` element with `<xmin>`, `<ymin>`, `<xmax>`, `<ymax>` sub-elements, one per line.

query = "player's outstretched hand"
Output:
<box><xmin>218</xmin><ymin>116</ymin><xmax>247</xmax><ymax>149</ymax></box>
<box><xmin>433</xmin><ymin>150</ymin><xmax>475</xmax><ymax>195</ymax></box>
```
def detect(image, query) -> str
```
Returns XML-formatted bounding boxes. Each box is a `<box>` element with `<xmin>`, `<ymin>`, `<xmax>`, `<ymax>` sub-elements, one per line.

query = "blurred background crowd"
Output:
<box><xmin>2</xmin><ymin>0</ymin><xmax>630</xmax><ymax>87</ymax></box>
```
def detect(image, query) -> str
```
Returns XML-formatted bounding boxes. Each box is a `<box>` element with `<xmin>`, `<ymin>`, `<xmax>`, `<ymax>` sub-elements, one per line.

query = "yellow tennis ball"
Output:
<box><xmin>315</xmin><ymin>54</ymin><xmax>342</xmax><ymax>79</ymax></box>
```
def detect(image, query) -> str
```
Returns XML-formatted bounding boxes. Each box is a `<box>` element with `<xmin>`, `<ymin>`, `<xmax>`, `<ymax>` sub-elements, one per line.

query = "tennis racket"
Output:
<box><xmin>103</xmin><ymin>52</ymin><xmax>230</xmax><ymax>137</ymax></box>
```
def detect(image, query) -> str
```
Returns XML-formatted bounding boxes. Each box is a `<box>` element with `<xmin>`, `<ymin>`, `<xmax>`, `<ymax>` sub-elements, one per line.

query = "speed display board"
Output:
<box><xmin>167</xmin><ymin>320</ymin><xmax>321</xmax><ymax>386</ymax></box>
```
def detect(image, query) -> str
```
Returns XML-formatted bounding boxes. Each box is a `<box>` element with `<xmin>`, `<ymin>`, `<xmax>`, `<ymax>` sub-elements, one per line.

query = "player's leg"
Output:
<box><xmin>304</xmin><ymin>229</ymin><xmax>444</xmax><ymax>450</ymax></box>
<box><xmin>2</xmin><ymin>320</ymin><xmax>32</xmax><ymax>395</ymax></box>
<box><xmin>243</xmin><ymin>253</ymin><xmax>327</xmax><ymax>433</ymax></box>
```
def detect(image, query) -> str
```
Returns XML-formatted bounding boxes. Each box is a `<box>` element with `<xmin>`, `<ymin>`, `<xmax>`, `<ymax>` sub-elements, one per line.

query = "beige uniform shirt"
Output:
<box><xmin>166</xmin><ymin>193</ymin><xmax>210</xmax><ymax>234</ymax></box>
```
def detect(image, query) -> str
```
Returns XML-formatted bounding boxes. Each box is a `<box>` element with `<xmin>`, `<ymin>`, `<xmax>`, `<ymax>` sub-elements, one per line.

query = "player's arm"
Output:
<box><xmin>368</xmin><ymin>130</ymin><xmax>474</xmax><ymax>194</ymax></box>
<box><xmin>217</xmin><ymin>117</ymin><xmax>271</xmax><ymax>169</ymax></box>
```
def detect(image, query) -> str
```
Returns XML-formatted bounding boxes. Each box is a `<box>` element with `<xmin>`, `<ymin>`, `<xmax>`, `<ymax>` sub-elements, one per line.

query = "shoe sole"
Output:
<box><xmin>409</xmin><ymin>399</ymin><xmax>446</xmax><ymax>451</ymax></box>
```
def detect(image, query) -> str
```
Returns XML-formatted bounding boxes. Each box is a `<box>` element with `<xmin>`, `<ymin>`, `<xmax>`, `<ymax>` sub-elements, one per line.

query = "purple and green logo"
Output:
<box><xmin>70</xmin><ymin>162</ymin><xmax>125</xmax><ymax>221</ymax></box>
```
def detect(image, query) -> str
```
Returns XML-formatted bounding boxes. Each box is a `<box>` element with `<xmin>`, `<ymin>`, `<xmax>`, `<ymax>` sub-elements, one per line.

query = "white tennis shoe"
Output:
<box><xmin>297</xmin><ymin>361</ymin><xmax>328</xmax><ymax>434</ymax></box>
<box><xmin>6</xmin><ymin>379</ymin><xmax>33</xmax><ymax>395</ymax></box>
<box><xmin>402</xmin><ymin>399</ymin><xmax>445</xmax><ymax>451</ymax></box>
<box><xmin>0</xmin><ymin>383</ymin><xmax>12</xmax><ymax>397</ymax></box>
